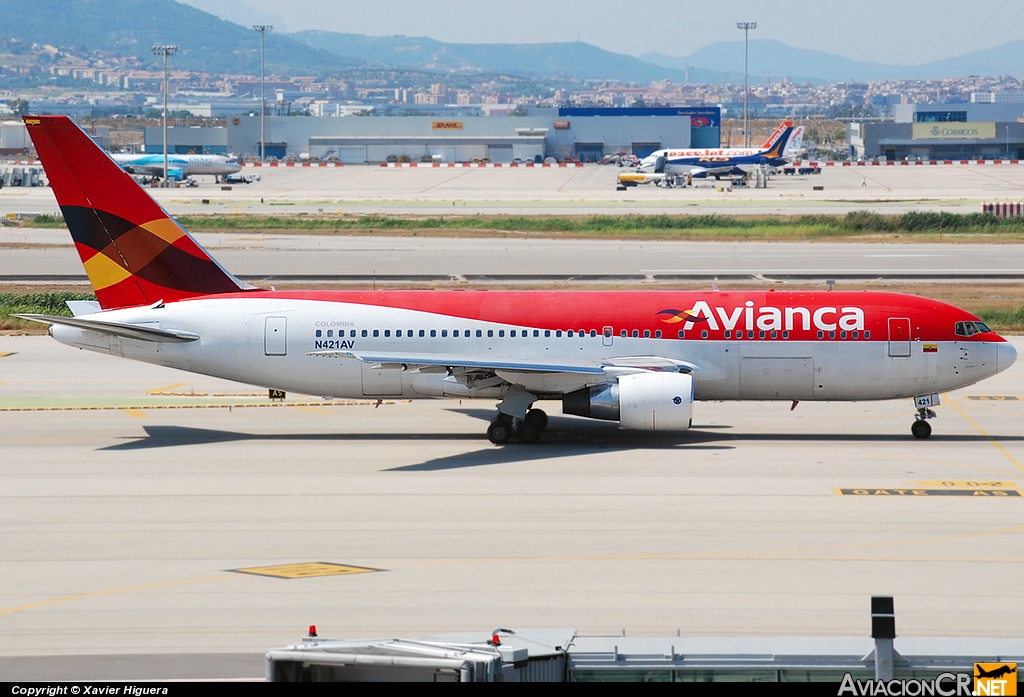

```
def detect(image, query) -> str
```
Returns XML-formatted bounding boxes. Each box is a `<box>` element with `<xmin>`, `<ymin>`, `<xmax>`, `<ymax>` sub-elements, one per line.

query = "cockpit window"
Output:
<box><xmin>955</xmin><ymin>321</ymin><xmax>990</xmax><ymax>337</ymax></box>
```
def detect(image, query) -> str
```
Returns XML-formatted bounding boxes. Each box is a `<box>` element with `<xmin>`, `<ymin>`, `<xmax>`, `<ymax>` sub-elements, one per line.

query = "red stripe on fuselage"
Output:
<box><xmin>171</xmin><ymin>290</ymin><xmax>1003</xmax><ymax>344</ymax></box>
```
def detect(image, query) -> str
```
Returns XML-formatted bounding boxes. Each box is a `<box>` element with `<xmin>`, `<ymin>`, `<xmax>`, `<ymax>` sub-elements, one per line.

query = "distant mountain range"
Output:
<box><xmin>1</xmin><ymin>1</ymin><xmax>1021</xmax><ymax>84</ymax></box>
<box><xmin>641</xmin><ymin>39</ymin><xmax>1024</xmax><ymax>83</ymax></box>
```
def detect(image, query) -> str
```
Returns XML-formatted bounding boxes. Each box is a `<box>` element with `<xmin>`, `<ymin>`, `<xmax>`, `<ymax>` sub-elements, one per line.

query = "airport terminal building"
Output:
<box><xmin>848</xmin><ymin>103</ymin><xmax>1024</xmax><ymax>160</ymax></box>
<box><xmin>143</xmin><ymin>107</ymin><xmax>720</xmax><ymax>163</ymax></box>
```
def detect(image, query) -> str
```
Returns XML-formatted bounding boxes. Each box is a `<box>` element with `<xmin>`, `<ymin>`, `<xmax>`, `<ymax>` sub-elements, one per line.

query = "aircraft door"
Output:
<box><xmin>264</xmin><ymin>316</ymin><xmax>287</xmax><ymax>356</ymax></box>
<box><xmin>888</xmin><ymin>318</ymin><xmax>911</xmax><ymax>357</ymax></box>
<box><xmin>603</xmin><ymin>326</ymin><xmax>614</xmax><ymax>347</ymax></box>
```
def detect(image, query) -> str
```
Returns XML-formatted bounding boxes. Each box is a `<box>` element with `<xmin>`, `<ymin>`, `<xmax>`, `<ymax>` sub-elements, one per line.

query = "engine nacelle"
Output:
<box><xmin>562</xmin><ymin>372</ymin><xmax>694</xmax><ymax>431</ymax></box>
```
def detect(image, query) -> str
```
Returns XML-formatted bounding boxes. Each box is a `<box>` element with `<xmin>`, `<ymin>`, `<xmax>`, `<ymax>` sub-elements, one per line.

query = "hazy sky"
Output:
<box><xmin>181</xmin><ymin>0</ymin><xmax>1024</xmax><ymax>65</ymax></box>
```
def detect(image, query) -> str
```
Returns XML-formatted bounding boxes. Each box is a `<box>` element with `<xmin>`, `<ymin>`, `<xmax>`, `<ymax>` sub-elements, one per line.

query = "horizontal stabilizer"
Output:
<box><xmin>13</xmin><ymin>314</ymin><xmax>199</xmax><ymax>344</ymax></box>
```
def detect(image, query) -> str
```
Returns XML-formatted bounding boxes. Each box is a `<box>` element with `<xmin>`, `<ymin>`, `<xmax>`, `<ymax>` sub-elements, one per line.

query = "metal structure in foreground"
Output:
<box><xmin>151</xmin><ymin>45</ymin><xmax>178</xmax><ymax>184</ymax></box>
<box><xmin>736</xmin><ymin>21</ymin><xmax>757</xmax><ymax>148</ymax></box>
<box><xmin>266</xmin><ymin>597</ymin><xmax>1024</xmax><ymax>682</ymax></box>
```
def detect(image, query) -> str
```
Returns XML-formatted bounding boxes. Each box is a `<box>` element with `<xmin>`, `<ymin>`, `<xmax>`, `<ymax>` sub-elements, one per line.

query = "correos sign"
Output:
<box><xmin>912</xmin><ymin>122</ymin><xmax>997</xmax><ymax>139</ymax></box>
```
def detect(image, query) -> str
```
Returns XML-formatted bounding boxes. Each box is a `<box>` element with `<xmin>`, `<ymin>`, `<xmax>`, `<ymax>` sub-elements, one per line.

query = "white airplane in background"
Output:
<box><xmin>619</xmin><ymin>122</ymin><xmax>805</xmax><ymax>187</ymax></box>
<box><xmin>16</xmin><ymin>115</ymin><xmax>1017</xmax><ymax>444</ymax></box>
<box><xmin>111</xmin><ymin>152</ymin><xmax>242</xmax><ymax>181</ymax></box>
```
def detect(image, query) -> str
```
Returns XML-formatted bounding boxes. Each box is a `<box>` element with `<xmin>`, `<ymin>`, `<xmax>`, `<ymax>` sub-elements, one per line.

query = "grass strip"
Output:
<box><xmin>21</xmin><ymin>211</ymin><xmax>1024</xmax><ymax>239</ymax></box>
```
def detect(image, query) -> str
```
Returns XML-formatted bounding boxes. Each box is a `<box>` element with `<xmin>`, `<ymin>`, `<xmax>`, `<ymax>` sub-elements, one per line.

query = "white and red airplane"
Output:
<box><xmin>16</xmin><ymin>116</ymin><xmax>1017</xmax><ymax>443</ymax></box>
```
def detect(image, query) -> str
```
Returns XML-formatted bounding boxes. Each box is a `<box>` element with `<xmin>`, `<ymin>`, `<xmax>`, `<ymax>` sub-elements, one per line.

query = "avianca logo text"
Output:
<box><xmin>676</xmin><ymin>301</ymin><xmax>866</xmax><ymax>332</ymax></box>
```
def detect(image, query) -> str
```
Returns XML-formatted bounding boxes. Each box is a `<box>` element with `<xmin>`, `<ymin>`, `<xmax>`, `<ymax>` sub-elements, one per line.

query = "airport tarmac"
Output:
<box><xmin>2</xmin><ymin>163</ymin><xmax>1024</xmax><ymax>217</ymax></box>
<box><xmin>3</xmin><ymin>229</ymin><xmax>1023</xmax><ymax>284</ymax></box>
<box><xmin>1</xmin><ymin>336</ymin><xmax>1022</xmax><ymax>679</ymax></box>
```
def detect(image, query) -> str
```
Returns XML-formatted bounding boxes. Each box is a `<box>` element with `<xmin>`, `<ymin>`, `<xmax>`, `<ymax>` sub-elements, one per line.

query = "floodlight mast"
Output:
<box><xmin>151</xmin><ymin>45</ymin><xmax>178</xmax><ymax>184</ymax></box>
<box><xmin>254</xmin><ymin>25</ymin><xmax>273</xmax><ymax>163</ymax></box>
<box><xmin>736</xmin><ymin>22</ymin><xmax>756</xmax><ymax>148</ymax></box>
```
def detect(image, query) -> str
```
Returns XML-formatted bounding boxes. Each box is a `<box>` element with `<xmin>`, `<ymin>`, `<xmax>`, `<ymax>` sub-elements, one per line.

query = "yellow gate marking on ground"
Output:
<box><xmin>122</xmin><ymin>408</ymin><xmax>148</xmax><ymax>418</ymax></box>
<box><xmin>837</xmin><ymin>488</ymin><xmax>1022</xmax><ymax>497</ymax></box>
<box><xmin>916</xmin><ymin>481</ymin><xmax>1017</xmax><ymax>488</ymax></box>
<box><xmin>947</xmin><ymin>397</ymin><xmax>1024</xmax><ymax>474</ymax></box>
<box><xmin>231</xmin><ymin>563</ymin><xmax>380</xmax><ymax>579</ymax></box>
<box><xmin>0</xmin><ymin>576</ymin><xmax>233</xmax><ymax>617</ymax></box>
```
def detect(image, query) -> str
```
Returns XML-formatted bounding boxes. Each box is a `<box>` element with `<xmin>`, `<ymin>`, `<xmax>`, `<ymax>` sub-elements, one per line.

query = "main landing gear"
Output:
<box><xmin>911</xmin><ymin>394</ymin><xmax>939</xmax><ymax>439</ymax></box>
<box><xmin>487</xmin><ymin>409</ymin><xmax>548</xmax><ymax>445</ymax></box>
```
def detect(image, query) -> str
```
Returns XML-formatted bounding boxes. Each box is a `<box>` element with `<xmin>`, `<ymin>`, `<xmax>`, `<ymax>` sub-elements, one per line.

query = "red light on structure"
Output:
<box><xmin>491</xmin><ymin>634</ymin><xmax>501</xmax><ymax>646</ymax></box>
<box><xmin>309</xmin><ymin>625</ymin><xmax>318</xmax><ymax>637</ymax></box>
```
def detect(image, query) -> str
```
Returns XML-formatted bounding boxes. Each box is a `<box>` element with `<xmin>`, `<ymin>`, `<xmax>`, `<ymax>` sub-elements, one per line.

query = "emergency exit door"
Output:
<box><xmin>888</xmin><ymin>317</ymin><xmax>911</xmax><ymax>357</ymax></box>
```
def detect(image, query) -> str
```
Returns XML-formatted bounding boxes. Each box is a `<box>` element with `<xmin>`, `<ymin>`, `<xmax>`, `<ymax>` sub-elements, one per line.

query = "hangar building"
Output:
<box><xmin>848</xmin><ymin>103</ymin><xmax>1024</xmax><ymax>160</ymax></box>
<box><xmin>195</xmin><ymin>107</ymin><xmax>719</xmax><ymax>163</ymax></box>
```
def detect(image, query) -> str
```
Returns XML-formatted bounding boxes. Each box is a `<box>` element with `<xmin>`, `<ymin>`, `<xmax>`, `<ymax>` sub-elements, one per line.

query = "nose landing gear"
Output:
<box><xmin>911</xmin><ymin>394</ymin><xmax>939</xmax><ymax>439</ymax></box>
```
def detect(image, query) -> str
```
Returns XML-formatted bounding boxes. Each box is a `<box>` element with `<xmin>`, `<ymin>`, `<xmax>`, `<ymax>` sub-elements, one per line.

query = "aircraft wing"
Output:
<box><xmin>307</xmin><ymin>350</ymin><xmax>692</xmax><ymax>376</ymax></box>
<box><xmin>13</xmin><ymin>314</ymin><xmax>199</xmax><ymax>343</ymax></box>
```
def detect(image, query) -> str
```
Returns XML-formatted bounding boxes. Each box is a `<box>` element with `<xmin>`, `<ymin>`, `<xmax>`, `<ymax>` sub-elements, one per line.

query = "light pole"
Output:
<box><xmin>737</xmin><ymin>21</ymin><xmax>756</xmax><ymax>148</ymax></box>
<box><xmin>253</xmin><ymin>25</ymin><xmax>273</xmax><ymax>162</ymax></box>
<box><xmin>152</xmin><ymin>45</ymin><xmax>178</xmax><ymax>184</ymax></box>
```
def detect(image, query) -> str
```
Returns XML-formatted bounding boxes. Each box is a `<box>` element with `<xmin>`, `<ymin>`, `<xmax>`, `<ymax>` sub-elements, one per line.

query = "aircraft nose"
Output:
<box><xmin>997</xmin><ymin>341</ymin><xmax>1017</xmax><ymax>373</ymax></box>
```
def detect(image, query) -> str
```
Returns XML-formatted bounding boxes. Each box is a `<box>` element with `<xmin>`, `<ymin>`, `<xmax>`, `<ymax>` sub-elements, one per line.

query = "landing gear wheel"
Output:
<box><xmin>487</xmin><ymin>418</ymin><xmax>513</xmax><ymax>445</ymax></box>
<box><xmin>517</xmin><ymin>422</ymin><xmax>541</xmax><ymax>444</ymax></box>
<box><xmin>525</xmin><ymin>408</ymin><xmax>548</xmax><ymax>431</ymax></box>
<box><xmin>911</xmin><ymin>420</ymin><xmax>932</xmax><ymax>439</ymax></box>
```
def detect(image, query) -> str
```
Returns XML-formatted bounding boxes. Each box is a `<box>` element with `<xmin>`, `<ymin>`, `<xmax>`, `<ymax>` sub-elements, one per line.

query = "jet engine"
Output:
<box><xmin>562</xmin><ymin>372</ymin><xmax>693</xmax><ymax>431</ymax></box>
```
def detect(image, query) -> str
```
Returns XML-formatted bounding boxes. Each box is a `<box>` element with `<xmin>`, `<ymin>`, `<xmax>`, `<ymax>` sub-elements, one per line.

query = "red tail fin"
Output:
<box><xmin>24</xmin><ymin>115</ymin><xmax>250</xmax><ymax>310</ymax></box>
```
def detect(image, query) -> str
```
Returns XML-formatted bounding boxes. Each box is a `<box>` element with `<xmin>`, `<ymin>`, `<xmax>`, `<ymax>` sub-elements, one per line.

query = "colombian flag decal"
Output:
<box><xmin>658</xmin><ymin>309</ymin><xmax>709</xmax><ymax>324</ymax></box>
<box><xmin>924</xmin><ymin>344</ymin><xmax>938</xmax><ymax>353</ymax></box>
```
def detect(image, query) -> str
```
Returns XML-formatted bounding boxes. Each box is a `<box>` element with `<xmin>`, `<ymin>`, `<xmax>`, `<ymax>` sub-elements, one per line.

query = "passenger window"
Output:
<box><xmin>759</xmin><ymin>331</ymin><xmax>765</xmax><ymax>339</ymax></box>
<box><xmin>316</xmin><ymin>330</ymin><xmax>322</xmax><ymax>338</ymax></box>
<box><xmin>678</xmin><ymin>330</ymin><xmax>685</xmax><ymax>338</ymax></box>
<box><xmin>655</xmin><ymin>330</ymin><xmax>662</xmax><ymax>338</ymax></box>
<box><xmin>385</xmin><ymin>330</ymin><xmax>391</xmax><ymax>337</ymax></box>
<box><xmin>865</xmin><ymin>331</ymin><xmax>871</xmax><ymax>339</ymax></box>
<box><xmin>395</xmin><ymin>330</ymin><xmax>402</xmax><ymax>337</ymax></box>
<box><xmin>362</xmin><ymin>330</ymin><xmax>368</xmax><ymax>338</ymax></box>
<box><xmin>621</xmin><ymin>330</ymin><xmax>627</xmax><ymax>338</ymax></box>
<box><xmin>476</xmin><ymin>330</ymin><xmax>483</xmax><ymax>338</ymax></box>
<box><xmin>852</xmin><ymin>331</ymin><xmax>858</xmax><ymax>339</ymax></box>
<box><xmin>632</xmin><ymin>330</ymin><xmax>639</xmax><ymax>338</ymax></box>
<box><xmin>590</xmin><ymin>330</ymin><xmax>597</xmax><ymax>337</ymax></box>
<box><xmin>430</xmin><ymin>330</ymin><xmax>436</xmax><ymax>338</ymax></box>
<box><xmin>556</xmin><ymin>330</ymin><xmax>563</xmax><ymax>337</ymax></box>
<box><xmin>568</xmin><ymin>330</ymin><xmax>574</xmax><ymax>337</ymax></box>
<box><xmin>510</xmin><ymin>330</ymin><xmax>516</xmax><ymax>337</ymax></box>
<box><xmin>817</xmin><ymin>331</ymin><xmax>823</xmax><ymax>339</ymax></box>
<box><xmin>771</xmin><ymin>331</ymin><xmax>777</xmax><ymax>339</ymax></box>
<box><xmin>441</xmin><ymin>330</ymin><xmax>447</xmax><ymax>337</ymax></box>
<box><xmin>545</xmin><ymin>330</ymin><xmax>551</xmax><ymax>338</ymax></box>
<box><xmin>350</xmin><ymin>330</ymin><xmax>356</xmax><ymax>338</ymax></box>
<box><xmin>701</xmin><ymin>330</ymin><xmax>708</xmax><ymax>339</ymax></box>
<box><xmin>327</xmin><ymin>330</ymin><xmax>333</xmax><ymax>338</ymax></box>
<box><xmin>453</xmin><ymin>330</ymin><xmax>459</xmax><ymax>337</ymax></box>
<box><xmin>419</xmin><ymin>330</ymin><xmax>425</xmax><ymax>337</ymax></box>
<box><xmin>841</xmin><ymin>331</ymin><xmax>847</xmax><ymax>339</ymax></box>
<box><xmin>829</xmin><ymin>331</ymin><xmax>836</xmax><ymax>339</ymax></box>
<box><xmin>747</xmin><ymin>331</ymin><xmax>754</xmax><ymax>339</ymax></box>
<box><xmin>373</xmin><ymin>330</ymin><xmax>380</xmax><ymax>338</ymax></box>
<box><xmin>533</xmin><ymin>330</ymin><xmax>540</xmax><ymax>337</ymax></box>
<box><xmin>724</xmin><ymin>330</ymin><xmax>731</xmax><ymax>338</ymax></box>
<box><xmin>643</xmin><ymin>330</ymin><xmax>651</xmax><ymax>338</ymax></box>
<box><xmin>487</xmin><ymin>330</ymin><xmax>493</xmax><ymax>338</ymax></box>
<box><xmin>408</xmin><ymin>329</ymin><xmax>413</xmax><ymax>337</ymax></box>
<box><xmin>499</xmin><ymin>330</ymin><xmax>505</xmax><ymax>337</ymax></box>
<box><xmin>783</xmin><ymin>331</ymin><xmax>789</xmax><ymax>339</ymax></box>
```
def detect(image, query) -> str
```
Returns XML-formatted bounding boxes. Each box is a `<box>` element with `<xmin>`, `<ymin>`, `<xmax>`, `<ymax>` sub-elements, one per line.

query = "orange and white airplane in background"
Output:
<box><xmin>16</xmin><ymin>116</ymin><xmax>1016</xmax><ymax>443</ymax></box>
<box><xmin>618</xmin><ymin>121</ymin><xmax>804</xmax><ymax>187</ymax></box>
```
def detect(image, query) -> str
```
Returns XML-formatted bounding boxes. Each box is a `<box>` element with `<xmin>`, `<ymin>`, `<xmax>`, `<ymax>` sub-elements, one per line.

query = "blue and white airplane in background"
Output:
<box><xmin>618</xmin><ymin>122</ymin><xmax>804</xmax><ymax>187</ymax></box>
<box><xmin>111</xmin><ymin>153</ymin><xmax>242</xmax><ymax>181</ymax></box>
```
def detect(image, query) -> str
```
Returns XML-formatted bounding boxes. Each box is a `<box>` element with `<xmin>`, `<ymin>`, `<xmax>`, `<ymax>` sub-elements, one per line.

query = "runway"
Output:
<box><xmin>1</xmin><ymin>336</ymin><xmax>1022</xmax><ymax>679</ymax></box>
<box><xmin>3</xmin><ymin>162</ymin><xmax>1024</xmax><ymax>217</ymax></box>
<box><xmin>2</xmin><ymin>229</ymin><xmax>1023</xmax><ymax>284</ymax></box>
